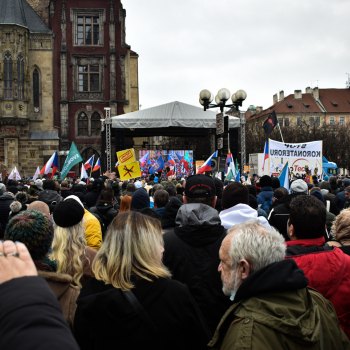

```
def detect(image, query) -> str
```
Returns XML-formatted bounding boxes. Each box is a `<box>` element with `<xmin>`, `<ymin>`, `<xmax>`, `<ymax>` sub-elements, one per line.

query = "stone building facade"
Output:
<box><xmin>1</xmin><ymin>0</ymin><xmax>139</xmax><ymax>176</ymax></box>
<box><xmin>0</xmin><ymin>0</ymin><xmax>59</xmax><ymax>177</ymax></box>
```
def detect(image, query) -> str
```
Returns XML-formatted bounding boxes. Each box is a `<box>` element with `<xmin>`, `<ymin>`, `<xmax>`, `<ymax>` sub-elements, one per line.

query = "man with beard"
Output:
<box><xmin>208</xmin><ymin>220</ymin><xmax>350</xmax><ymax>349</ymax></box>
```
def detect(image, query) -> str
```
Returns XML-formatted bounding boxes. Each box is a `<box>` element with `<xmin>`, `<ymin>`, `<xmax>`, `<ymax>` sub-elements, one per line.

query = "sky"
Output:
<box><xmin>123</xmin><ymin>0</ymin><xmax>350</xmax><ymax>112</ymax></box>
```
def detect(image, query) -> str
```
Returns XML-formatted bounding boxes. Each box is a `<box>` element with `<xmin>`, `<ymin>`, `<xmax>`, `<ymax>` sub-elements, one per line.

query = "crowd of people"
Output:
<box><xmin>0</xmin><ymin>171</ymin><xmax>350</xmax><ymax>349</ymax></box>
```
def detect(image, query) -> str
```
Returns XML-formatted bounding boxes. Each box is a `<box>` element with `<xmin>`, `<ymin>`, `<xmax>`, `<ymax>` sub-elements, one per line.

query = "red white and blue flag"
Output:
<box><xmin>197</xmin><ymin>150</ymin><xmax>218</xmax><ymax>174</ymax></box>
<box><xmin>84</xmin><ymin>155</ymin><xmax>95</xmax><ymax>170</ymax></box>
<box><xmin>262</xmin><ymin>140</ymin><xmax>269</xmax><ymax>171</ymax></box>
<box><xmin>92</xmin><ymin>157</ymin><xmax>101</xmax><ymax>172</ymax></box>
<box><xmin>40</xmin><ymin>151</ymin><xmax>59</xmax><ymax>176</ymax></box>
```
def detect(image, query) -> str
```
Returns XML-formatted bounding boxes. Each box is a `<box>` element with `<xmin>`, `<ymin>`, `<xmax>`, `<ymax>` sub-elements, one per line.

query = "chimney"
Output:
<box><xmin>305</xmin><ymin>86</ymin><xmax>312</xmax><ymax>94</ymax></box>
<box><xmin>279</xmin><ymin>90</ymin><xmax>284</xmax><ymax>101</ymax></box>
<box><xmin>273</xmin><ymin>93</ymin><xmax>278</xmax><ymax>104</ymax></box>
<box><xmin>294</xmin><ymin>90</ymin><xmax>302</xmax><ymax>99</ymax></box>
<box><xmin>312</xmin><ymin>87</ymin><xmax>319</xmax><ymax>100</ymax></box>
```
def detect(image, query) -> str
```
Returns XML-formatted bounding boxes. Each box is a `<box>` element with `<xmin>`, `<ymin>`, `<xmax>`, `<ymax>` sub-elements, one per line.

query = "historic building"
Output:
<box><xmin>0</xmin><ymin>0</ymin><xmax>58</xmax><ymax>176</ymax></box>
<box><xmin>1</xmin><ymin>0</ymin><xmax>139</xmax><ymax>175</ymax></box>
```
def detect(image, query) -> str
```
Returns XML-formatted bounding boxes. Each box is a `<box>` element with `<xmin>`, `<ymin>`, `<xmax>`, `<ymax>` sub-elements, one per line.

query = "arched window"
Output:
<box><xmin>77</xmin><ymin>112</ymin><xmax>89</xmax><ymax>136</ymax></box>
<box><xmin>33</xmin><ymin>68</ymin><xmax>40</xmax><ymax>112</ymax></box>
<box><xmin>91</xmin><ymin>111</ymin><xmax>101</xmax><ymax>135</ymax></box>
<box><xmin>4</xmin><ymin>52</ymin><xmax>12</xmax><ymax>99</ymax></box>
<box><xmin>17</xmin><ymin>55</ymin><xmax>25</xmax><ymax>99</ymax></box>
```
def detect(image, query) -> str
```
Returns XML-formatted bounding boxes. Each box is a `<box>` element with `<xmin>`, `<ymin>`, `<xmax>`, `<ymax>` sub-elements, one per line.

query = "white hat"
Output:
<box><xmin>34</xmin><ymin>179</ymin><xmax>43</xmax><ymax>190</ymax></box>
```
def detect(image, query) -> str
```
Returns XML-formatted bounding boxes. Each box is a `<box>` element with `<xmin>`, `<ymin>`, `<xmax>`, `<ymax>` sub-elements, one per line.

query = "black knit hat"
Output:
<box><xmin>131</xmin><ymin>188</ymin><xmax>150</xmax><ymax>210</ymax></box>
<box><xmin>5</xmin><ymin>210</ymin><xmax>53</xmax><ymax>260</ymax></box>
<box><xmin>53</xmin><ymin>198</ymin><xmax>84</xmax><ymax>227</ymax></box>
<box><xmin>185</xmin><ymin>175</ymin><xmax>216</xmax><ymax>198</ymax></box>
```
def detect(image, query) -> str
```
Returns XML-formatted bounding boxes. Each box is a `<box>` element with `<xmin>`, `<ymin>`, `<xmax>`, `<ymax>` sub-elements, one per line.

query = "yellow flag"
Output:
<box><xmin>117</xmin><ymin>148</ymin><xmax>136</xmax><ymax>165</ymax></box>
<box><xmin>118</xmin><ymin>161</ymin><xmax>141</xmax><ymax>181</ymax></box>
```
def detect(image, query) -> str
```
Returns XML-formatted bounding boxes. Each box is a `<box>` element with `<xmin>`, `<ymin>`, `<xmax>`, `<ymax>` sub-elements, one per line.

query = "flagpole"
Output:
<box><xmin>277</xmin><ymin>123</ymin><xmax>285</xmax><ymax>143</ymax></box>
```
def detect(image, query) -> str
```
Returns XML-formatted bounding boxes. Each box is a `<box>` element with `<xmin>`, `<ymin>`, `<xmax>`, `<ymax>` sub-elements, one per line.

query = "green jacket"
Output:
<box><xmin>209</xmin><ymin>260</ymin><xmax>350</xmax><ymax>350</ymax></box>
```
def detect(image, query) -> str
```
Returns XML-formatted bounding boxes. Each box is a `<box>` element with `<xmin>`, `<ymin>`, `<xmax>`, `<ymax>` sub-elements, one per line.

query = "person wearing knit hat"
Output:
<box><xmin>131</xmin><ymin>188</ymin><xmax>150</xmax><ymax>211</ymax></box>
<box><xmin>64</xmin><ymin>195</ymin><xmax>102</xmax><ymax>250</ymax></box>
<box><xmin>51</xmin><ymin>197</ymin><xmax>97</xmax><ymax>289</ymax></box>
<box><xmin>4</xmin><ymin>210</ymin><xmax>80</xmax><ymax>328</ymax></box>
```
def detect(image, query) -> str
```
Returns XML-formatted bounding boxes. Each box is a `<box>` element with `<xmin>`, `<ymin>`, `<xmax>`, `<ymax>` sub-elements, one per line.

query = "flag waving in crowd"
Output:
<box><xmin>263</xmin><ymin>111</ymin><xmax>278</xmax><ymax>138</ymax></box>
<box><xmin>84</xmin><ymin>155</ymin><xmax>95</xmax><ymax>170</ymax></box>
<box><xmin>40</xmin><ymin>151</ymin><xmax>59</xmax><ymax>177</ymax></box>
<box><xmin>60</xmin><ymin>142</ymin><xmax>83</xmax><ymax>179</ymax></box>
<box><xmin>92</xmin><ymin>158</ymin><xmax>101</xmax><ymax>173</ymax></box>
<box><xmin>197</xmin><ymin>151</ymin><xmax>218</xmax><ymax>174</ymax></box>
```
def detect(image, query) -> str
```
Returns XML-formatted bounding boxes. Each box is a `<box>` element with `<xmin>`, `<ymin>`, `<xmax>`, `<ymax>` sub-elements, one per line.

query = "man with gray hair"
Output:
<box><xmin>209</xmin><ymin>220</ymin><xmax>350</xmax><ymax>349</ymax></box>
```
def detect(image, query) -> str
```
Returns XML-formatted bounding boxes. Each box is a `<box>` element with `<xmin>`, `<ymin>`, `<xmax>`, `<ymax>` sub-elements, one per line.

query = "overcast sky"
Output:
<box><xmin>123</xmin><ymin>0</ymin><xmax>350</xmax><ymax>111</ymax></box>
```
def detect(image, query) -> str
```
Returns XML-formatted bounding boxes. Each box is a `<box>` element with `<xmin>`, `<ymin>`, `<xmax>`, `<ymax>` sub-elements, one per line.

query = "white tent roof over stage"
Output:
<box><xmin>111</xmin><ymin>101</ymin><xmax>240</xmax><ymax>129</ymax></box>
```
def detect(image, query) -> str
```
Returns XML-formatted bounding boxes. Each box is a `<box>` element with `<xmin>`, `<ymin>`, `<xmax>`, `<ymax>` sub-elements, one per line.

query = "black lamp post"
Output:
<box><xmin>199</xmin><ymin>88</ymin><xmax>247</xmax><ymax>175</ymax></box>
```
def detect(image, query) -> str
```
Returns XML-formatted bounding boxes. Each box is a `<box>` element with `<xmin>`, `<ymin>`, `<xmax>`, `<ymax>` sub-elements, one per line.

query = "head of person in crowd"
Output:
<box><xmin>213</xmin><ymin>177</ymin><xmax>224</xmax><ymax>211</ymax></box>
<box><xmin>290</xmin><ymin>179</ymin><xmax>308</xmax><ymax>195</ymax></box>
<box><xmin>27</xmin><ymin>200</ymin><xmax>51</xmax><ymax>219</ymax></box>
<box><xmin>6</xmin><ymin>179</ymin><xmax>19</xmax><ymax>195</ymax></box>
<box><xmin>163</xmin><ymin>182</ymin><xmax>177</xmax><ymax>197</ymax></box>
<box><xmin>5</xmin><ymin>210</ymin><xmax>54</xmax><ymax>266</ymax></box>
<box><xmin>310</xmin><ymin>188</ymin><xmax>325</xmax><ymax>205</ymax></box>
<box><xmin>329</xmin><ymin>176</ymin><xmax>338</xmax><ymax>192</ymax></box>
<box><xmin>51</xmin><ymin>198</ymin><xmax>86</xmax><ymax>287</ymax></box>
<box><xmin>288</xmin><ymin>195</ymin><xmax>327</xmax><ymax>240</ymax></box>
<box><xmin>271</xmin><ymin>176</ymin><xmax>281</xmax><ymax>190</ymax></box>
<box><xmin>119</xmin><ymin>194</ymin><xmax>132</xmax><ymax>212</ymax></box>
<box><xmin>343</xmin><ymin>178</ymin><xmax>350</xmax><ymax>189</ymax></box>
<box><xmin>96</xmin><ymin>188</ymin><xmax>115</xmax><ymax>207</ymax></box>
<box><xmin>34</xmin><ymin>179</ymin><xmax>44</xmax><ymax>191</ymax></box>
<box><xmin>123</xmin><ymin>182</ymin><xmax>136</xmax><ymax>196</ymax></box>
<box><xmin>153</xmin><ymin>189</ymin><xmax>169</xmax><ymax>209</ymax></box>
<box><xmin>92</xmin><ymin>211</ymin><xmax>171</xmax><ymax>290</ymax></box>
<box><xmin>9</xmin><ymin>191</ymin><xmax>29</xmax><ymax>218</ymax></box>
<box><xmin>259</xmin><ymin>175</ymin><xmax>272</xmax><ymax>189</ymax></box>
<box><xmin>221</xmin><ymin>182</ymin><xmax>249</xmax><ymax>210</ymax></box>
<box><xmin>183</xmin><ymin>174</ymin><xmax>217</xmax><ymax>207</ymax></box>
<box><xmin>42</xmin><ymin>179</ymin><xmax>58</xmax><ymax>191</ymax></box>
<box><xmin>330</xmin><ymin>208</ymin><xmax>350</xmax><ymax>246</ymax></box>
<box><xmin>134</xmin><ymin>180</ymin><xmax>143</xmax><ymax>189</ymax></box>
<box><xmin>219</xmin><ymin>220</ymin><xmax>286</xmax><ymax>301</ymax></box>
<box><xmin>272</xmin><ymin>186</ymin><xmax>289</xmax><ymax>205</ymax></box>
<box><xmin>319</xmin><ymin>180</ymin><xmax>331</xmax><ymax>194</ymax></box>
<box><xmin>131</xmin><ymin>187</ymin><xmax>150</xmax><ymax>211</ymax></box>
<box><xmin>150</xmin><ymin>183</ymin><xmax>164</xmax><ymax>196</ymax></box>
<box><xmin>161</xmin><ymin>196</ymin><xmax>183</xmax><ymax>229</ymax></box>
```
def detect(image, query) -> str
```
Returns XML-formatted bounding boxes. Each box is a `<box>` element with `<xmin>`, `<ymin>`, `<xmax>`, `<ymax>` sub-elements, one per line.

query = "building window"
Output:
<box><xmin>278</xmin><ymin>118</ymin><xmax>283</xmax><ymax>127</ymax></box>
<box><xmin>4</xmin><ymin>52</ymin><xmax>13</xmax><ymax>99</ymax></box>
<box><xmin>91</xmin><ymin>112</ymin><xmax>101</xmax><ymax>135</ymax></box>
<box><xmin>78</xmin><ymin>64</ymin><xmax>100</xmax><ymax>92</ymax></box>
<box><xmin>315</xmin><ymin>116</ymin><xmax>320</xmax><ymax>127</ymax></box>
<box><xmin>297</xmin><ymin>117</ymin><xmax>302</xmax><ymax>126</ymax></box>
<box><xmin>329</xmin><ymin>116</ymin><xmax>335</xmax><ymax>125</ymax></box>
<box><xmin>284</xmin><ymin>117</ymin><xmax>289</xmax><ymax>127</ymax></box>
<box><xmin>340</xmin><ymin>116</ymin><xmax>345</xmax><ymax>126</ymax></box>
<box><xmin>77</xmin><ymin>112</ymin><xmax>89</xmax><ymax>136</ymax></box>
<box><xmin>33</xmin><ymin>68</ymin><xmax>40</xmax><ymax>112</ymax></box>
<box><xmin>17</xmin><ymin>55</ymin><xmax>25</xmax><ymax>100</ymax></box>
<box><xmin>73</xmin><ymin>10</ymin><xmax>104</xmax><ymax>46</ymax></box>
<box><xmin>309</xmin><ymin>116</ymin><xmax>314</xmax><ymax>125</ymax></box>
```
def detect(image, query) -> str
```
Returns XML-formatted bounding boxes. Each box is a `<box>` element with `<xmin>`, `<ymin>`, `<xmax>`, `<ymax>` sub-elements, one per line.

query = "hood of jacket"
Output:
<box><xmin>219</xmin><ymin>203</ymin><xmax>271</xmax><ymax>230</ymax></box>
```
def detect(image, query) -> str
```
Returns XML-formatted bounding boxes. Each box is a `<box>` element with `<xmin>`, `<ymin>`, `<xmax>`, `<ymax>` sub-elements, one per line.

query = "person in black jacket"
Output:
<box><xmin>74</xmin><ymin>211</ymin><xmax>210</xmax><ymax>350</ymax></box>
<box><xmin>0</xmin><ymin>240</ymin><xmax>79</xmax><ymax>350</ymax></box>
<box><xmin>162</xmin><ymin>174</ymin><xmax>231</xmax><ymax>336</ymax></box>
<box><xmin>89</xmin><ymin>189</ymin><xmax>118</xmax><ymax>237</ymax></box>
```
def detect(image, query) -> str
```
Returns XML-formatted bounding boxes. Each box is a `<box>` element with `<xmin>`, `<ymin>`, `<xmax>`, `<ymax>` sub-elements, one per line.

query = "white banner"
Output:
<box><xmin>268</xmin><ymin>139</ymin><xmax>323</xmax><ymax>177</ymax></box>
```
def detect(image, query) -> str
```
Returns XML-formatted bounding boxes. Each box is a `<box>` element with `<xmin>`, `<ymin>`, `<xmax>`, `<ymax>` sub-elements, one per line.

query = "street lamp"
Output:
<box><xmin>199</xmin><ymin>88</ymin><xmax>247</xmax><ymax>175</ymax></box>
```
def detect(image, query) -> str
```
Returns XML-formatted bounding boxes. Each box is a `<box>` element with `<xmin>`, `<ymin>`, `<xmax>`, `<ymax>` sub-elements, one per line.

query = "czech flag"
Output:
<box><xmin>278</xmin><ymin>162</ymin><xmax>290</xmax><ymax>192</ymax></box>
<box><xmin>197</xmin><ymin>150</ymin><xmax>218</xmax><ymax>174</ymax></box>
<box><xmin>167</xmin><ymin>154</ymin><xmax>176</xmax><ymax>166</ymax></box>
<box><xmin>262</xmin><ymin>140</ymin><xmax>269</xmax><ymax>171</ymax></box>
<box><xmin>40</xmin><ymin>151</ymin><xmax>59</xmax><ymax>176</ymax></box>
<box><xmin>84</xmin><ymin>155</ymin><xmax>95</xmax><ymax>170</ymax></box>
<box><xmin>92</xmin><ymin>158</ymin><xmax>101</xmax><ymax>172</ymax></box>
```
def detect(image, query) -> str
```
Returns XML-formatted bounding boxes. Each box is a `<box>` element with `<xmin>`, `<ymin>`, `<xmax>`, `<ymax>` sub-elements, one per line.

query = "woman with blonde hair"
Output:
<box><xmin>74</xmin><ymin>211</ymin><xmax>210</xmax><ymax>350</ymax></box>
<box><xmin>51</xmin><ymin>198</ymin><xmax>96</xmax><ymax>287</ymax></box>
<box><xmin>328</xmin><ymin>208</ymin><xmax>350</xmax><ymax>255</ymax></box>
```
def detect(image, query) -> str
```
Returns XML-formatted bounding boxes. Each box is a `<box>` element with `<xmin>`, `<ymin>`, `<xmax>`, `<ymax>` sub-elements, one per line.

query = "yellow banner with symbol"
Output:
<box><xmin>116</xmin><ymin>148</ymin><xmax>136</xmax><ymax>165</ymax></box>
<box><xmin>117</xmin><ymin>161</ymin><xmax>141</xmax><ymax>181</ymax></box>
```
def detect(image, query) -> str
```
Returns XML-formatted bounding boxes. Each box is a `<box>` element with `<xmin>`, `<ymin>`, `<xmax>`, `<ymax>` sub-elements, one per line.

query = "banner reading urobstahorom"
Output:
<box><xmin>268</xmin><ymin>139</ymin><xmax>323</xmax><ymax>178</ymax></box>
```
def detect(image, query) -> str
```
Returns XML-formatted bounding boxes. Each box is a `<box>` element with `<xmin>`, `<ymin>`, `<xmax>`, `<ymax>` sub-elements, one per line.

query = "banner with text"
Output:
<box><xmin>268</xmin><ymin>139</ymin><xmax>323</xmax><ymax>177</ymax></box>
